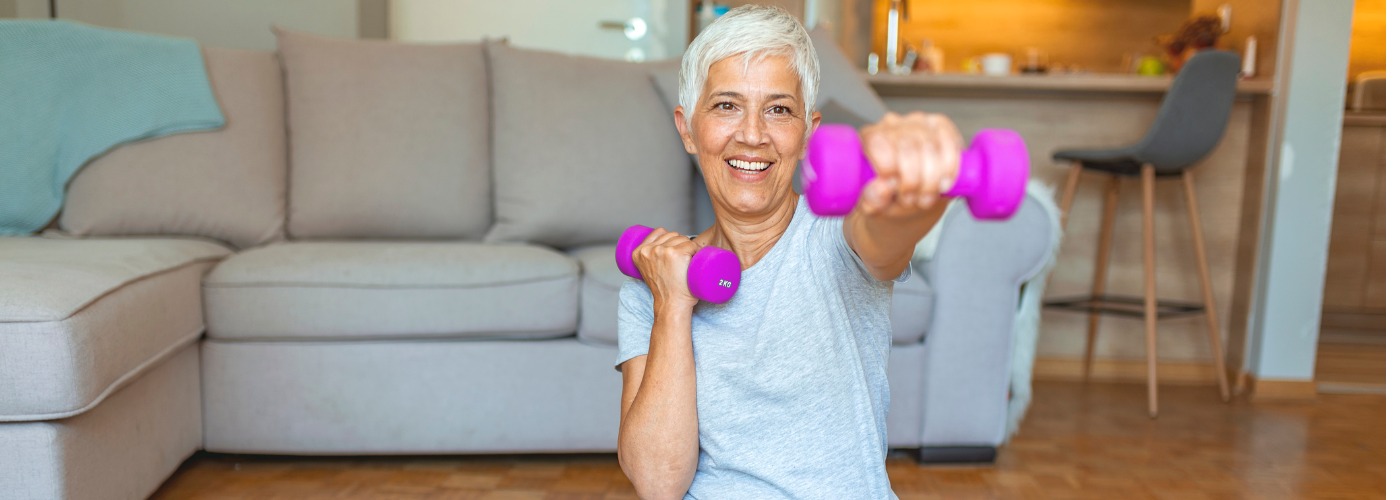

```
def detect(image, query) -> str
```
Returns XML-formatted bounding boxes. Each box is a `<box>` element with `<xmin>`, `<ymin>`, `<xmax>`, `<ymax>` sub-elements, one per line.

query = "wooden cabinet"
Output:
<box><xmin>1322</xmin><ymin>114</ymin><xmax>1386</xmax><ymax>313</ymax></box>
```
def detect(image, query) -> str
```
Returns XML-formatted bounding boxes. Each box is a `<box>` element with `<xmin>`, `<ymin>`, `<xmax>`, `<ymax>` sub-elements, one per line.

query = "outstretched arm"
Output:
<box><xmin>844</xmin><ymin>112</ymin><xmax>963</xmax><ymax>280</ymax></box>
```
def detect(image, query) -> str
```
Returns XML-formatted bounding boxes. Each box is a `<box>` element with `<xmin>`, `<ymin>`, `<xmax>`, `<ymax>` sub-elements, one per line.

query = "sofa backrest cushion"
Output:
<box><xmin>61</xmin><ymin>48</ymin><xmax>287</xmax><ymax>249</ymax></box>
<box><xmin>276</xmin><ymin>28</ymin><xmax>492</xmax><ymax>240</ymax></box>
<box><xmin>483</xmin><ymin>43</ymin><xmax>693</xmax><ymax>248</ymax></box>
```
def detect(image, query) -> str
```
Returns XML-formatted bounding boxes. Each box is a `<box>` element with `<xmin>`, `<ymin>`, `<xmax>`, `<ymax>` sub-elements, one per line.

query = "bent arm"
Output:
<box><xmin>618</xmin><ymin>304</ymin><xmax>699</xmax><ymax>499</ymax></box>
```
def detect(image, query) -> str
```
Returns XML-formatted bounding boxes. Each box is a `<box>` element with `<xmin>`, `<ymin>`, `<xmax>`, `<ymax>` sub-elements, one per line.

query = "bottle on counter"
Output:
<box><xmin>1241</xmin><ymin>35</ymin><xmax>1257</xmax><ymax>78</ymax></box>
<box><xmin>1021</xmin><ymin>47</ymin><xmax>1047</xmax><ymax>74</ymax></box>
<box><xmin>916</xmin><ymin>39</ymin><xmax>944</xmax><ymax>73</ymax></box>
<box><xmin>694</xmin><ymin>1</ymin><xmax>729</xmax><ymax>35</ymax></box>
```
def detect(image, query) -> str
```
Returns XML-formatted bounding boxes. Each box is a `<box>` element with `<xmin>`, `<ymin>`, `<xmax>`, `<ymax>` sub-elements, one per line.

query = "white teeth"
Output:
<box><xmin>727</xmin><ymin>159</ymin><xmax>771</xmax><ymax>171</ymax></box>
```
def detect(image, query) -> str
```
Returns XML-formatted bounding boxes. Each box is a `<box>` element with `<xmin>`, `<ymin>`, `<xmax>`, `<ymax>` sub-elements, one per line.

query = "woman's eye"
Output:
<box><xmin>770</xmin><ymin>106</ymin><xmax>791</xmax><ymax>115</ymax></box>
<box><xmin>715</xmin><ymin>102</ymin><xmax>736</xmax><ymax>111</ymax></box>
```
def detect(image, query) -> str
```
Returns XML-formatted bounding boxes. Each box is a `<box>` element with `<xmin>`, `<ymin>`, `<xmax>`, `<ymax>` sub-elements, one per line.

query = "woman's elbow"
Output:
<box><xmin>618</xmin><ymin>449</ymin><xmax>694</xmax><ymax>499</ymax></box>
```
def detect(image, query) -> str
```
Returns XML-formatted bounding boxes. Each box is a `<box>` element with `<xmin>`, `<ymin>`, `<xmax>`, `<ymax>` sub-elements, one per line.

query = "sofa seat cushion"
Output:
<box><xmin>0</xmin><ymin>236</ymin><xmax>229</xmax><ymax>421</ymax></box>
<box><xmin>574</xmin><ymin>244</ymin><xmax>935</xmax><ymax>346</ymax></box>
<box><xmin>204</xmin><ymin>242</ymin><xmax>580</xmax><ymax>341</ymax></box>
<box><xmin>892</xmin><ymin>269</ymin><xmax>935</xmax><ymax>345</ymax></box>
<box><xmin>573</xmin><ymin>245</ymin><xmax>627</xmax><ymax>346</ymax></box>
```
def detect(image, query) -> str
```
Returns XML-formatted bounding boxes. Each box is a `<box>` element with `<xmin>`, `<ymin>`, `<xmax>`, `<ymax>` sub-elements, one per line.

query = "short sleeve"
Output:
<box><xmin>615</xmin><ymin>278</ymin><xmax>656</xmax><ymax>370</ymax></box>
<box><xmin>812</xmin><ymin>211</ymin><xmax>912</xmax><ymax>284</ymax></box>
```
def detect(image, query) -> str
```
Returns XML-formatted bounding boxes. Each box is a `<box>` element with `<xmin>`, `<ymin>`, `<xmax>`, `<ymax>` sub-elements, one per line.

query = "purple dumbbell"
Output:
<box><xmin>802</xmin><ymin>124</ymin><xmax>1030</xmax><ymax>219</ymax></box>
<box><xmin>615</xmin><ymin>225</ymin><xmax>742</xmax><ymax>303</ymax></box>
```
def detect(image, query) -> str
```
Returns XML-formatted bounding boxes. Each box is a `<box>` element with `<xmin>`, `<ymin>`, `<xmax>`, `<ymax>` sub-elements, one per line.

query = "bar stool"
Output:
<box><xmin>1046</xmin><ymin>50</ymin><xmax>1241</xmax><ymax>417</ymax></box>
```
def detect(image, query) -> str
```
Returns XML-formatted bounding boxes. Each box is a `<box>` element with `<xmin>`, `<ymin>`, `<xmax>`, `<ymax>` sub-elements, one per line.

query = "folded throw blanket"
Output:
<box><xmin>0</xmin><ymin>20</ymin><xmax>225</xmax><ymax>235</ymax></box>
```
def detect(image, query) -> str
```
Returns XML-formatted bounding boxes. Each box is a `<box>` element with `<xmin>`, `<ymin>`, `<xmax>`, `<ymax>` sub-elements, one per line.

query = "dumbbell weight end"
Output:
<box><xmin>615</xmin><ymin>225</ymin><xmax>742</xmax><ymax>303</ymax></box>
<box><xmin>804</xmin><ymin>124</ymin><xmax>1029</xmax><ymax>220</ymax></box>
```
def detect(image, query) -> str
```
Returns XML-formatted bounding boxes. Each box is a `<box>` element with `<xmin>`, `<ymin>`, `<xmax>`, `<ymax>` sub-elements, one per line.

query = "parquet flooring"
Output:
<box><xmin>150</xmin><ymin>380</ymin><xmax>1385</xmax><ymax>499</ymax></box>
<box><xmin>1314</xmin><ymin>338</ymin><xmax>1386</xmax><ymax>389</ymax></box>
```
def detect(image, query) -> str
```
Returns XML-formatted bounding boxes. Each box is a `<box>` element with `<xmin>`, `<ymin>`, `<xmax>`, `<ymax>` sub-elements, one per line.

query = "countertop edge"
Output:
<box><xmin>867</xmin><ymin>74</ymin><xmax>1274</xmax><ymax>96</ymax></box>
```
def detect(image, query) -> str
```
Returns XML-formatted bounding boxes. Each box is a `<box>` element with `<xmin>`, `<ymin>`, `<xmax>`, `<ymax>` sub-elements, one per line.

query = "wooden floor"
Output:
<box><xmin>1314</xmin><ymin>333</ymin><xmax>1386</xmax><ymax>392</ymax></box>
<box><xmin>150</xmin><ymin>380</ymin><xmax>1385</xmax><ymax>499</ymax></box>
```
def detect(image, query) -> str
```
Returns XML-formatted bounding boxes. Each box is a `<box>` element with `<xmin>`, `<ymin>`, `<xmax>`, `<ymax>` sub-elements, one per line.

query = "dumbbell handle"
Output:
<box><xmin>803</xmin><ymin>124</ymin><xmax>1029</xmax><ymax>219</ymax></box>
<box><xmin>615</xmin><ymin>225</ymin><xmax>742</xmax><ymax>303</ymax></box>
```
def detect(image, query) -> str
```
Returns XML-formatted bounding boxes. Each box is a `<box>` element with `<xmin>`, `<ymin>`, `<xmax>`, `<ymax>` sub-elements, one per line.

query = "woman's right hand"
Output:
<box><xmin>632</xmin><ymin>227</ymin><xmax>701</xmax><ymax>310</ymax></box>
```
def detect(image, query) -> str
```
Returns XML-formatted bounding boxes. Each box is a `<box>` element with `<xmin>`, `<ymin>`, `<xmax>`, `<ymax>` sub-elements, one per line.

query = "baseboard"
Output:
<box><xmin>1242</xmin><ymin>373</ymin><xmax>1317</xmax><ymax>401</ymax></box>
<box><xmin>1033</xmin><ymin>356</ymin><xmax>1218</xmax><ymax>385</ymax></box>
<box><xmin>917</xmin><ymin>446</ymin><xmax>997</xmax><ymax>464</ymax></box>
<box><xmin>1320</xmin><ymin>311</ymin><xmax>1385</xmax><ymax>331</ymax></box>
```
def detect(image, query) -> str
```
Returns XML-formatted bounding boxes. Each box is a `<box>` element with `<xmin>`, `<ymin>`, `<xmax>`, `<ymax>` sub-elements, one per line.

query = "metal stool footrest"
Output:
<box><xmin>1043</xmin><ymin>294</ymin><xmax>1205</xmax><ymax>318</ymax></box>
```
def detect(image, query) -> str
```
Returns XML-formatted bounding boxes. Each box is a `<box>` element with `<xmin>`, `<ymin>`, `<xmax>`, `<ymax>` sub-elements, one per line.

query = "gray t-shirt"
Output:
<box><xmin>616</xmin><ymin>196</ymin><xmax>905</xmax><ymax>499</ymax></box>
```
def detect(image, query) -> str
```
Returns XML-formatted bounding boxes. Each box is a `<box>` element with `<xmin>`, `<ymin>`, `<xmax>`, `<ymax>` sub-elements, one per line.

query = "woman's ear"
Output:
<box><xmin>674</xmin><ymin>106</ymin><xmax>698</xmax><ymax>155</ymax></box>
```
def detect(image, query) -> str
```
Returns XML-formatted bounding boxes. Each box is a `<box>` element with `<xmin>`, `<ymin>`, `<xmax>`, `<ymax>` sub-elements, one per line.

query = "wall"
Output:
<box><xmin>871</xmin><ymin>0</ymin><xmax>1193</xmax><ymax>73</ymax></box>
<box><xmin>1347</xmin><ymin>0</ymin><xmax>1384</xmax><ymax>79</ymax></box>
<box><xmin>49</xmin><ymin>0</ymin><xmax>375</xmax><ymax>49</ymax></box>
<box><xmin>1245</xmin><ymin>0</ymin><xmax>1354</xmax><ymax>381</ymax></box>
<box><xmin>2</xmin><ymin>0</ymin><xmax>51</xmax><ymax>18</ymax></box>
<box><xmin>391</xmin><ymin>0</ymin><xmax>687</xmax><ymax>61</ymax></box>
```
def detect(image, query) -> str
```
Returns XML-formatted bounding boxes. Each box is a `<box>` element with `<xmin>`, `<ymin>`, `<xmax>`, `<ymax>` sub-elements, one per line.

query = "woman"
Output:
<box><xmin>616</xmin><ymin>6</ymin><xmax>962</xmax><ymax>498</ymax></box>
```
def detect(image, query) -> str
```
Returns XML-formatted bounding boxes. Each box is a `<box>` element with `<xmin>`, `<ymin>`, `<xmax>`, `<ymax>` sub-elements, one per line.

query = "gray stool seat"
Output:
<box><xmin>1051</xmin><ymin>148</ymin><xmax>1184</xmax><ymax>178</ymax></box>
<box><xmin>1053</xmin><ymin>50</ymin><xmax>1243</xmax><ymax>177</ymax></box>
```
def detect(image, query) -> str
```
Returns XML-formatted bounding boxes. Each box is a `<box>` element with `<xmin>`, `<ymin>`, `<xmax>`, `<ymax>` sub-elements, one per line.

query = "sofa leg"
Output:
<box><xmin>916</xmin><ymin>446</ymin><xmax>997</xmax><ymax>464</ymax></box>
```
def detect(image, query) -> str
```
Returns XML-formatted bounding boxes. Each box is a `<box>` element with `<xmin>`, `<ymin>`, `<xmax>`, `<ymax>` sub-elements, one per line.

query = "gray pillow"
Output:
<box><xmin>648</xmin><ymin>58</ymin><xmax>681</xmax><ymax>113</ymax></box>
<box><xmin>275</xmin><ymin>28</ymin><xmax>493</xmax><ymax>240</ymax></box>
<box><xmin>808</xmin><ymin>26</ymin><xmax>888</xmax><ymax>124</ymax></box>
<box><xmin>62</xmin><ymin>48</ymin><xmax>287</xmax><ymax>249</ymax></box>
<box><xmin>484</xmin><ymin>43</ymin><xmax>693</xmax><ymax>248</ymax></box>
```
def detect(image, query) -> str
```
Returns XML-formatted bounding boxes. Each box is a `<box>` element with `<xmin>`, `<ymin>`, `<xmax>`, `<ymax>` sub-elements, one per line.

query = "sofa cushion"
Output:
<box><xmin>892</xmin><ymin>269</ymin><xmax>934</xmax><ymax>345</ymax></box>
<box><xmin>574</xmin><ymin>242</ymin><xmax>934</xmax><ymax>346</ymax></box>
<box><xmin>204</xmin><ymin>242</ymin><xmax>580</xmax><ymax>341</ymax></box>
<box><xmin>276</xmin><ymin>28</ymin><xmax>493</xmax><ymax>240</ymax></box>
<box><xmin>647</xmin><ymin>57</ymin><xmax>682</xmax><ymax>112</ymax></box>
<box><xmin>573</xmin><ymin>245</ymin><xmax>628</xmax><ymax>345</ymax></box>
<box><xmin>808</xmin><ymin>26</ymin><xmax>888</xmax><ymax>125</ymax></box>
<box><xmin>62</xmin><ymin>48</ymin><xmax>287</xmax><ymax>249</ymax></box>
<box><xmin>0</xmin><ymin>236</ymin><xmax>229</xmax><ymax>421</ymax></box>
<box><xmin>484</xmin><ymin>43</ymin><xmax>693</xmax><ymax>248</ymax></box>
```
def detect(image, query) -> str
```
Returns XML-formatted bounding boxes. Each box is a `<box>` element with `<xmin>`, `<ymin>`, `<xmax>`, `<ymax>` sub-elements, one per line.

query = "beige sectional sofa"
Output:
<box><xmin>0</xmin><ymin>29</ymin><xmax>1056</xmax><ymax>499</ymax></box>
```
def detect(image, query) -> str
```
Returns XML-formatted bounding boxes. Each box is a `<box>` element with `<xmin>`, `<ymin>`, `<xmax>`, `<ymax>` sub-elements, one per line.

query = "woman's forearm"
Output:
<box><xmin>619</xmin><ymin>303</ymin><xmax>700</xmax><ymax>498</ymax></box>
<box><xmin>844</xmin><ymin>198</ymin><xmax>950</xmax><ymax>281</ymax></box>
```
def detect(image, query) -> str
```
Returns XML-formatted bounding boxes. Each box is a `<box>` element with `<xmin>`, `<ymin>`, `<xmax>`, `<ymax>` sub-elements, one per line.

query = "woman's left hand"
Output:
<box><xmin>856</xmin><ymin>111</ymin><xmax>964</xmax><ymax>218</ymax></box>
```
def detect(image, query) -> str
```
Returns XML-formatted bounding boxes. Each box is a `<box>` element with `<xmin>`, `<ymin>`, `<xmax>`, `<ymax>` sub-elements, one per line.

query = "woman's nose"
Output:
<box><xmin>736</xmin><ymin>112</ymin><xmax>767</xmax><ymax>145</ymax></box>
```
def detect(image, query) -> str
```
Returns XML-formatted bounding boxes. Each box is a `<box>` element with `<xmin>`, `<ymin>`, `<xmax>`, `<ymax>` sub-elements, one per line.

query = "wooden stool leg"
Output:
<box><xmin>1141</xmin><ymin>165</ymin><xmax>1159</xmax><ymax>418</ymax></box>
<box><xmin>1084</xmin><ymin>177</ymin><xmax>1120</xmax><ymax>379</ymax></box>
<box><xmin>1058</xmin><ymin>163</ymin><xmax>1083</xmax><ymax>229</ymax></box>
<box><xmin>1183</xmin><ymin>171</ymin><xmax>1232</xmax><ymax>402</ymax></box>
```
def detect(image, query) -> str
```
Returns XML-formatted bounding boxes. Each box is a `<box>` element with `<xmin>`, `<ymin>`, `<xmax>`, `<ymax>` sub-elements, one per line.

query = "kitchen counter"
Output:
<box><xmin>868</xmin><ymin>72</ymin><xmax>1274</xmax><ymax>97</ymax></box>
<box><xmin>1343</xmin><ymin>111</ymin><xmax>1385</xmax><ymax>127</ymax></box>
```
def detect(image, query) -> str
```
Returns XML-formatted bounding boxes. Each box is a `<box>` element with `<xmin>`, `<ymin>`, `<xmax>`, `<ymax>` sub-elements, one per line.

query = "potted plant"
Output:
<box><xmin>1156</xmin><ymin>14</ymin><xmax>1224</xmax><ymax>73</ymax></box>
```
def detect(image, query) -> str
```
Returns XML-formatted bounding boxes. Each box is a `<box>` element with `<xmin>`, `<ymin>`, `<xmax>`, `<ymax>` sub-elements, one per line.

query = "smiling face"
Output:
<box><xmin>675</xmin><ymin>53</ymin><xmax>819</xmax><ymax>218</ymax></box>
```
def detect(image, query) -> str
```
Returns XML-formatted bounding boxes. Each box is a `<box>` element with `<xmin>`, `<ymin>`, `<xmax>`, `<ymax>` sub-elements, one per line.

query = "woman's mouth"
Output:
<box><xmin>727</xmin><ymin>159</ymin><xmax>773</xmax><ymax>172</ymax></box>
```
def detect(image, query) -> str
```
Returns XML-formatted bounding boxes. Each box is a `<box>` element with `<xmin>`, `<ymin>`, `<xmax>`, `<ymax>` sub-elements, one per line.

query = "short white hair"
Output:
<box><xmin>678</xmin><ymin>5</ymin><xmax>820</xmax><ymax>126</ymax></box>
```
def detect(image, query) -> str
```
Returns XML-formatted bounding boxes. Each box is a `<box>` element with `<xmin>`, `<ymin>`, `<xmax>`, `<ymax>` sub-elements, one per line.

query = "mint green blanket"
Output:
<box><xmin>0</xmin><ymin>20</ymin><xmax>225</xmax><ymax>235</ymax></box>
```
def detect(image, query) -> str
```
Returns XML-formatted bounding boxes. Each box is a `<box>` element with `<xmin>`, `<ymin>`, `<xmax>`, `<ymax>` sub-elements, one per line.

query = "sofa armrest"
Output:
<box><xmin>912</xmin><ymin>191</ymin><xmax>1056</xmax><ymax>451</ymax></box>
